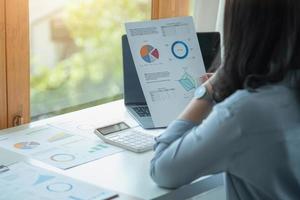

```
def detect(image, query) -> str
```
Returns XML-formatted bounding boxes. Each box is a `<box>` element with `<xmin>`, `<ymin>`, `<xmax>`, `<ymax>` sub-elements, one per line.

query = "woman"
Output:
<box><xmin>150</xmin><ymin>0</ymin><xmax>300</xmax><ymax>199</ymax></box>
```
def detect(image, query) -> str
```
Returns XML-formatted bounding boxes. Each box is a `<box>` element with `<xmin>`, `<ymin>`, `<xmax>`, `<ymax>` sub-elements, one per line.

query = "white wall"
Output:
<box><xmin>193</xmin><ymin>0</ymin><xmax>220</xmax><ymax>32</ymax></box>
<box><xmin>193</xmin><ymin>0</ymin><xmax>225</xmax><ymax>33</ymax></box>
<box><xmin>193</xmin><ymin>0</ymin><xmax>225</xmax><ymax>58</ymax></box>
<box><xmin>216</xmin><ymin>0</ymin><xmax>225</xmax><ymax>34</ymax></box>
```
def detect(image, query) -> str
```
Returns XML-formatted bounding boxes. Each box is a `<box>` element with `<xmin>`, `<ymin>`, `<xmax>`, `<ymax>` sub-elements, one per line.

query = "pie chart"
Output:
<box><xmin>50</xmin><ymin>154</ymin><xmax>76</xmax><ymax>162</ymax></box>
<box><xmin>14</xmin><ymin>141</ymin><xmax>40</xmax><ymax>150</ymax></box>
<box><xmin>46</xmin><ymin>182</ymin><xmax>73</xmax><ymax>193</ymax></box>
<box><xmin>140</xmin><ymin>45</ymin><xmax>159</xmax><ymax>63</ymax></box>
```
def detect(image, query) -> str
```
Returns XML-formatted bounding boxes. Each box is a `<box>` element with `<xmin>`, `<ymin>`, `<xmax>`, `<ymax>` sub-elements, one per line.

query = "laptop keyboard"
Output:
<box><xmin>132</xmin><ymin>106</ymin><xmax>151</xmax><ymax>117</ymax></box>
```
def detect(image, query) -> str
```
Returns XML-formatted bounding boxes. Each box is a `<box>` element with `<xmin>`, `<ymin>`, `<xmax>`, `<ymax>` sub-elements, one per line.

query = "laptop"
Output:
<box><xmin>122</xmin><ymin>32</ymin><xmax>221</xmax><ymax>129</ymax></box>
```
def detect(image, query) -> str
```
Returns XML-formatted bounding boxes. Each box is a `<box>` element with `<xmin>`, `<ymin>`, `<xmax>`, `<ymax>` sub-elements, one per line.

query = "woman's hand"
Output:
<box><xmin>200</xmin><ymin>73</ymin><xmax>214</xmax><ymax>83</ymax></box>
<box><xmin>200</xmin><ymin>73</ymin><xmax>215</xmax><ymax>97</ymax></box>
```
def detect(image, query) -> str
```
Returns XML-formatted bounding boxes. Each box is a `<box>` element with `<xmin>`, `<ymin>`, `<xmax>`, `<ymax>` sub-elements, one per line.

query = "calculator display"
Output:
<box><xmin>97</xmin><ymin>122</ymin><xmax>130</xmax><ymax>135</ymax></box>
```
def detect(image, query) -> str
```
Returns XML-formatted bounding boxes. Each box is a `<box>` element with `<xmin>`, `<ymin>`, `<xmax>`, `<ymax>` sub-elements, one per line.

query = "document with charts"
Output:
<box><xmin>125</xmin><ymin>16</ymin><xmax>206</xmax><ymax>127</ymax></box>
<box><xmin>0</xmin><ymin>126</ymin><xmax>122</xmax><ymax>169</ymax></box>
<box><xmin>0</xmin><ymin>162</ymin><xmax>117</xmax><ymax>200</ymax></box>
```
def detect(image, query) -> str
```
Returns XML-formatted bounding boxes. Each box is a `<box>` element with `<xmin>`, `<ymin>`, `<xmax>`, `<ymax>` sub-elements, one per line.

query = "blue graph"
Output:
<box><xmin>69</xmin><ymin>196</ymin><xmax>84</xmax><ymax>200</ymax></box>
<box><xmin>171</xmin><ymin>41</ymin><xmax>189</xmax><ymax>59</ymax></box>
<box><xmin>178</xmin><ymin>72</ymin><xmax>196</xmax><ymax>91</ymax></box>
<box><xmin>33</xmin><ymin>175</ymin><xmax>55</xmax><ymax>185</ymax></box>
<box><xmin>46</xmin><ymin>182</ymin><xmax>73</xmax><ymax>193</ymax></box>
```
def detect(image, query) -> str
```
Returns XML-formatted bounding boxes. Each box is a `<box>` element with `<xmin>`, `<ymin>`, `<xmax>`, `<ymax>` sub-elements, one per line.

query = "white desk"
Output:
<box><xmin>0</xmin><ymin>100</ymin><xmax>225</xmax><ymax>200</ymax></box>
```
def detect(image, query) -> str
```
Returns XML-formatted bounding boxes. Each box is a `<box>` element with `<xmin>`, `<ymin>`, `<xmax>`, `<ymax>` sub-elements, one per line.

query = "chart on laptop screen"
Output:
<box><xmin>125</xmin><ymin>17</ymin><xmax>206</xmax><ymax>127</ymax></box>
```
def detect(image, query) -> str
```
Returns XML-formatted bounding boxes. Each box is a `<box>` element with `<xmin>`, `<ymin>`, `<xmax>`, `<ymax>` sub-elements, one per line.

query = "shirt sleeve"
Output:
<box><xmin>150</xmin><ymin>104</ymin><xmax>242</xmax><ymax>189</ymax></box>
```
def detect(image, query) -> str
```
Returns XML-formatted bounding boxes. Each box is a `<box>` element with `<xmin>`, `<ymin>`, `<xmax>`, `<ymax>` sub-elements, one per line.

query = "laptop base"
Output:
<box><xmin>126</xmin><ymin>105</ymin><xmax>156</xmax><ymax>129</ymax></box>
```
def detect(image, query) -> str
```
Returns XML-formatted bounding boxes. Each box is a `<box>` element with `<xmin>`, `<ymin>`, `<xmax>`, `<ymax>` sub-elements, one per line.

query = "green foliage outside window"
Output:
<box><xmin>31</xmin><ymin>0</ymin><xmax>150</xmax><ymax>120</ymax></box>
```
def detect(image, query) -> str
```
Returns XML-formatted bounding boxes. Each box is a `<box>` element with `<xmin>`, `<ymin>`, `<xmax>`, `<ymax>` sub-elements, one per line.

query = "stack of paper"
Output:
<box><xmin>0</xmin><ymin>162</ymin><xmax>117</xmax><ymax>200</ymax></box>
<box><xmin>0</xmin><ymin>125</ymin><xmax>122</xmax><ymax>169</ymax></box>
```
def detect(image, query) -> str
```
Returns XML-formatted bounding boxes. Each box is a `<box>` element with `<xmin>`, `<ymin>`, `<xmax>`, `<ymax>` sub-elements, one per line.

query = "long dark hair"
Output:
<box><xmin>213</xmin><ymin>0</ymin><xmax>300</xmax><ymax>102</ymax></box>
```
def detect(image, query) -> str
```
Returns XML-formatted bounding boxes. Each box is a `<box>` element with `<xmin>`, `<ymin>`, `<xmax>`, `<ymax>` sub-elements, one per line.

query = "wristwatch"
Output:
<box><xmin>194</xmin><ymin>85</ymin><xmax>214</xmax><ymax>102</ymax></box>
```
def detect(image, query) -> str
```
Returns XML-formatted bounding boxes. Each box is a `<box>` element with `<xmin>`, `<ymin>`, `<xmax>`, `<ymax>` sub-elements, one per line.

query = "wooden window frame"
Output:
<box><xmin>0</xmin><ymin>0</ymin><xmax>30</xmax><ymax>129</ymax></box>
<box><xmin>0</xmin><ymin>0</ymin><xmax>7</xmax><ymax>129</ymax></box>
<box><xmin>6</xmin><ymin>0</ymin><xmax>30</xmax><ymax>127</ymax></box>
<box><xmin>152</xmin><ymin>0</ymin><xmax>190</xmax><ymax>19</ymax></box>
<box><xmin>0</xmin><ymin>0</ymin><xmax>189</xmax><ymax>130</ymax></box>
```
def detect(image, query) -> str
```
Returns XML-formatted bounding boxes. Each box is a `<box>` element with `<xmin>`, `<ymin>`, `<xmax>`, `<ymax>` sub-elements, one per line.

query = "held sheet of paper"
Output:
<box><xmin>125</xmin><ymin>17</ymin><xmax>206</xmax><ymax>127</ymax></box>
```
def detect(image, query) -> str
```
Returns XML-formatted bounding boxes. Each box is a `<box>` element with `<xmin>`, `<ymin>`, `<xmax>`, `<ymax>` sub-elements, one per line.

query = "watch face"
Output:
<box><xmin>194</xmin><ymin>86</ymin><xmax>207</xmax><ymax>99</ymax></box>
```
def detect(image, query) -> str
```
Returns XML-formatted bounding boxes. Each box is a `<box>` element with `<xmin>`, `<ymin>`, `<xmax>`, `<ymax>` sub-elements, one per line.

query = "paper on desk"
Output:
<box><xmin>0</xmin><ymin>126</ymin><xmax>122</xmax><ymax>169</ymax></box>
<box><xmin>49</xmin><ymin>120</ymin><xmax>97</xmax><ymax>137</ymax></box>
<box><xmin>125</xmin><ymin>16</ymin><xmax>206</xmax><ymax>127</ymax></box>
<box><xmin>0</xmin><ymin>162</ymin><xmax>118</xmax><ymax>200</ymax></box>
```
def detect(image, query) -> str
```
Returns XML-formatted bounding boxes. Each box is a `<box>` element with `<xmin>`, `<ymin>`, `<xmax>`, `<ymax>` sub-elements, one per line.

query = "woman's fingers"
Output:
<box><xmin>206</xmin><ymin>73</ymin><xmax>214</xmax><ymax>78</ymax></box>
<box><xmin>200</xmin><ymin>73</ymin><xmax>215</xmax><ymax>83</ymax></box>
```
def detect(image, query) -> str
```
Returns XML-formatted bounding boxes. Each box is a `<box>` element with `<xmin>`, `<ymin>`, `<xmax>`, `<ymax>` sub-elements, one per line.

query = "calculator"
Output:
<box><xmin>94</xmin><ymin>122</ymin><xmax>155</xmax><ymax>153</ymax></box>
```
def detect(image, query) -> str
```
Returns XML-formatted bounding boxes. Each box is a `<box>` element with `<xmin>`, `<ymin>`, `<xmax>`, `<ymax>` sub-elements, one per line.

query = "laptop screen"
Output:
<box><xmin>122</xmin><ymin>32</ymin><xmax>221</xmax><ymax>105</ymax></box>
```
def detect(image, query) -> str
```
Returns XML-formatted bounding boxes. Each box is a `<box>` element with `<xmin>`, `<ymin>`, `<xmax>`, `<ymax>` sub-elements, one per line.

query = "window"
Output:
<box><xmin>0</xmin><ymin>0</ymin><xmax>190</xmax><ymax>129</ymax></box>
<box><xmin>30</xmin><ymin>0</ymin><xmax>151</xmax><ymax>120</ymax></box>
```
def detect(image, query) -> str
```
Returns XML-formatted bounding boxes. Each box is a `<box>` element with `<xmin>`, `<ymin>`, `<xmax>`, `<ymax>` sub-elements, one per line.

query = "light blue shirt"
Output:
<box><xmin>151</xmin><ymin>70</ymin><xmax>300</xmax><ymax>200</ymax></box>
